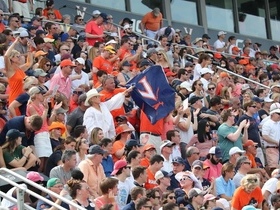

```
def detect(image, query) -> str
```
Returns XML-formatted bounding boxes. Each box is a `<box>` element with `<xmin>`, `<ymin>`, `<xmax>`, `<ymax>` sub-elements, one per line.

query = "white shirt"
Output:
<box><xmin>261</xmin><ymin>118</ymin><xmax>280</xmax><ymax>147</ymax></box>
<box><xmin>200</xmin><ymin>77</ymin><xmax>209</xmax><ymax>91</ymax></box>
<box><xmin>71</xmin><ymin>69</ymin><xmax>90</xmax><ymax>91</ymax></box>
<box><xmin>171</xmin><ymin>145</ymin><xmax>181</xmax><ymax>160</ymax></box>
<box><xmin>161</xmin><ymin>154</ymin><xmax>173</xmax><ymax>173</ymax></box>
<box><xmin>261</xmin><ymin>177</ymin><xmax>278</xmax><ymax>206</ymax></box>
<box><xmin>213</xmin><ymin>39</ymin><xmax>225</xmax><ymax>52</ymax></box>
<box><xmin>83</xmin><ymin>93</ymin><xmax>125</xmax><ymax>139</ymax></box>
<box><xmin>116</xmin><ymin>179</ymin><xmax>134</xmax><ymax>209</ymax></box>
<box><xmin>193</xmin><ymin>63</ymin><xmax>202</xmax><ymax>81</ymax></box>
<box><xmin>176</xmin><ymin>117</ymin><xmax>194</xmax><ymax>144</ymax></box>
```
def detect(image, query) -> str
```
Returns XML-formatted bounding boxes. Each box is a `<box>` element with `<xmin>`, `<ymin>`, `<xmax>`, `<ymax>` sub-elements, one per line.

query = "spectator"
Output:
<box><xmin>132</xmin><ymin>166</ymin><xmax>147</xmax><ymax>188</ymax></box>
<box><xmin>213</xmin><ymin>31</ymin><xmax>227</xmax><ymax>52</ymax></box>
<box><xmin>123</xmin><ymin>186</ymin><xmax>145</xmax><ymax>210</ymax></box>
<box><xmin>140</xmin><ymin>144</ymin><xmax>156</xmax><ymax>168</ymax></box>
<box><xmin>49</xmin><ymin>150</ymin><xmax>77</xmax><ymax>185</ymax></box>
<box><xmin>186</xmin><ymin>188</ymin><xmax>205</xmax><ymax>210</ymax></box>
<box><xmin>203</xmin><ymin>146</ymin><xmax>223</xmax><ymax>182</ymax></box>
<box><xmin>144</xmin><ymin>154</ymin><xmax>164</xmax><ymax>190</ymax></box>
<box><xmin>42</xmin><ymin>0</ymin><xmax>62</xmax><ymax>21</ymax></box>
<box><xmin>78</xmin><ymin>145</ymin><xmax>106</xmax><ymax>197</ymax></box>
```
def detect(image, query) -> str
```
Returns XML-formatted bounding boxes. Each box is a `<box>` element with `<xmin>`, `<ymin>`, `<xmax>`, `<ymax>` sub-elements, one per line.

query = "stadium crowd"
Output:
<box><xmin>1</xmin><ymin>0</ymin><xmax>280</xmax><ymax>210</ymax></box>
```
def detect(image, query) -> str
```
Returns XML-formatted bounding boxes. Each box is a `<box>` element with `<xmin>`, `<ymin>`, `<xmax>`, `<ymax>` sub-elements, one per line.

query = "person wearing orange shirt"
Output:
<box><xmin>215</xmin><ymin>72</ymin><xmax>232</xmax><ymax>97</ymax></box>
<box><xmin>0</xmin><ymin>10</ymin><xmax>5</xmax><ymax>33</ymax></box>
<box><xmin>144</xmin><ymin>154</ymin><xmax>164</xmax><ymax>190</ymax></box>
<box><xmin>85</xmin><ymin>10</ymin><xmax>107</xmax><ymax>46</ymax></box>
<box><xmin>42</xmin><ymin>0</ymin><xmax>62</xmax><ymax>21</ymax></box>
<box><xmin>112</xmin><ymin>124</ymin><xmax>134</xmax><ymax>163</ymax></box>
<box><xmin>5</xmin><ymin>37</ymin><xmax>33</xmax><ymax>112</ymax></box>
<box><xmin>99</xmin><ymin>75</ymin><xmax>126</xmax><ymax>120</ymax></box>
<box><xmin>140</xmin><ymin>8</ymin><xmax>163</xmax><ymax>41</ymax></box>
<box><xmin>140</xmin><ymin>144</ymin><xmax>157</xmax><ymax>167</ymax></box>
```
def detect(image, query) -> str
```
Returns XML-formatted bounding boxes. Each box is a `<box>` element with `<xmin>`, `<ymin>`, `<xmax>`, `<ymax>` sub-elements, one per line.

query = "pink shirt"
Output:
<box><xmin>50</xmin><ymin>71</ymin><xmax>71</xmax><ymax>98</ymax></box>
<box><xmin>203</xmin><ymin>159</ymin><xmax>222</xmax><ymax>182</ymax></box>
<box><xmin>26</xmin><ymin>103</ymin><xmax>48</xmax><ymax>134</ymax></box>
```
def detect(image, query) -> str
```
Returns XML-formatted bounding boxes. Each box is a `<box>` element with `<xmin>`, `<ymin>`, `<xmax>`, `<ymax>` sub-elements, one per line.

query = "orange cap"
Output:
<box><xmin>115</xmin><ymin>124</ymin><xmax>134</xmax><ymax>137</ymax></box>
<box><xmin>220</xmin><ymin>72</ymin><xmax>229</xmax><ymax>78</ymax></box>
<box><xmin>243</xmin><ymin>140</ymin><xmax>258</xmax><ymax>148</ymax></box>
<box><xmin>48</xmin><ymin>122</ymin><xmax>66</xmax><ymax>134</ymax></box>
<box><xmin>232</xmin><ymin>46</ymin><xmax>240</xmax><ymax>52</ymax></box>
<box><xmin>142</xmin><ymin>144</ymin><xmax>156</xmax><ymax>152</ymax></box>
<box><xmin>60</xmin><ymin>59</ymin><xmax>76</xmax><ymax>67</ymax></box>
<box><xmin>34</xmin><ymin>50</ymin><xmax>47</xmax><ymax>58</ymax></box>
<box><xmin>239</xmin><ymin>59</ymin><xmax>249</xmax><ymax>65</ymax></box>
<box><xmin>214</xmin><ymin>52</ymin><xmax>222</xmax><ymax>59</ymax></box>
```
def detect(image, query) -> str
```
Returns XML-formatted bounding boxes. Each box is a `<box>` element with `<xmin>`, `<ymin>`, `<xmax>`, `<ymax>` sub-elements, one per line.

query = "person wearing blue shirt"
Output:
<box><xmin>100</xmin><ymin>138</ymin><xmax>114</xmax><ymax>177</ymax></box>
<box><xmin>215</xmin><ymin>162</ymin><xmax>236</xmax><ymax>201</ymax></box>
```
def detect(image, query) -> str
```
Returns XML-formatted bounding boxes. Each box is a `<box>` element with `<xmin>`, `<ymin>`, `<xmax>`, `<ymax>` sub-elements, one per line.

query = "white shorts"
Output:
<box><xmin>34</xmin><ymin>131</ymin><xmax>52</xmax><ymax>157</ymax></box>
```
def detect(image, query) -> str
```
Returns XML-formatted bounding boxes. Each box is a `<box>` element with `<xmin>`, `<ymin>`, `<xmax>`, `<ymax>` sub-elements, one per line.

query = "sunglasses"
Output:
<box><xmin>73</xmin><ymin>91</ymin><xmax>83</xmax><ymax>95</ymax></box>
<box><xmin>157</xmin><ymin>53</ymin><xmax>162</xmax><ymax>56</ymax></box>
<box><xmin>180</xmin><ymin>176</ymin><xmax>192</xmax><ymax>182</ymax></box>
<box><xmin>125</xmin><ymin>166</ymin><xmax>131</xmax><ymax>169</ymax></box>
<box><xmin>243</xmin><ymin>162</ymin><xmax>251</xmax><ymax>165</ymax></box>
<box><xmin>82</xmin><ymin>140</ymin><xmax>89</xmax><ymax>144</ymax></box>
<box><xmin>208</xmin><ymin>87</ymin><xmax>215</xmax><ymax>90</ymax></box>
<box><xmin>62</xmin><ymin>49</ymin><xmax>70</xmax><ymax>51</ymax></box>
<box><xmin>194</xmin><ymin>167</ymin><xmax>201</xmax><ymax>170</ymax></box>
<box><xmin>48</xmin><ymin>13</ymin><xmax>54</xmax><ymax>15</ymax></box>
<box><xmin>168</xmin><ymin>196</ymin><xmax>175</xmax><ymax>199</ymax></box>
<box><xmin>78</xmin><ymin>19</ymin><xmax>83</xmax><ymax>21</ymax></box>
<box><xmin>247</xmin><ymin>178</ymin><xmax>257</xmax><ymax>183</ymax></box>
<box><xmin>250</xmin><ymin>105</ymin><xmax>257</xmax><ymax>108</ymax></box>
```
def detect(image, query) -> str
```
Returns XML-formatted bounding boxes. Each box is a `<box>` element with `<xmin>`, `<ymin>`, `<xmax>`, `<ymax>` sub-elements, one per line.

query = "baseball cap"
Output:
<box><xmin>202</xmin><ymin>34</ymin><xmax>211</xmax><ymax>39</ymax></box>
<box><xmin>241</xmin><ymin>205</ymin><xmax>257</xmax><ymax>210</ymax></box>
<box><xmin>203</xmin><ymin>194</ymin><xmax>218</xmax><ymax>204</ymax></box>
<box><xmin>43</xmin><ymin>37</ymin><xmax>54</xmax><ymax>43</ymax></box>
<box><xmin>122</xmin><ymin>61</ymin><xmax>132</xmax><ymax>67</ymax></box>
<box><xmin>36</xmin><ymin>30</ymin><xmax>46</xmax><ymax>36</ymax></box>
<box><xmin>153</xmin><ymin>7</ymin><xmax>160</xmax><ymax>16</ymax></box>
<box><xmin>78</xmin><ymin>35</ymin><xmax>85</xmax><ymax>42</ymax></box>
<box><xmin>115</xmin><ymin>124</ymin><xmax>134</xmax><ymax>137</ymax></box>
<box><xmin>214</xmin><ymin>53</ymin><xmax>222</xmax><ymax>59</ymax></box>
<box><xmin>252</xmin><ymin>97</ymin><xmax>264</xmax><ymax>103</ymax></box>
<box><xmin>55</xmin><ymin>108</ymin><xmax>67</xmax><ymax>115</ymax></box>
<box><xmin>20</xmin><ymin>30</ymin><xmax>29</xmax><ymax>38</ymax></box>
<box><xmin>33</xmin><ymin>68</ymin><xmax>48</xmax><ymax>77</ymax></box>
<box><xmin>228</xmin><ymin>58</ymin><xmax>238</xmax><ymax>64</ymax></box>
<box><xmin>26</xmin><ymin>171</ymin><xmax>44</xmax><ymax>182</ymax></box>
<box><xmin>28</xmin><ymin>86</ymin><xmax>46</xmax><ymax>96</ymax></box>
<box><xmin>75</xmin><ymin>57</ymin><xmax>85</xmax><ymax>65</ymax></box>
<box><xmin>192</xmin><ymin>160</ymin><xmax>209</xmax><ymax>169</ymax></box>
<box><xmin>175</xmin><ymin>29</ymin><xmax>181</xmax><ymax>33</ymax></box>
<box><xmin>218</xmin><ymin>31</ymin><xmax>227</xmax><ymax>36</ymax></box>
<box><xmin>189</xmin><ymin>96</ymin><xmax>203</xmax><ymax>105</ymax></box>
<box><xmin>219</xmin><ymin>72</ymin><xmax>229</xmax><ymax>78</ymax></box>
<box><xmin>6</xmin><ymin>129</ymin><xmax>25</xmax><ymax>141</ymax></box>
<box><xmin>193</xmin><ymin>37</ymin><xmax>203</xmax><ymax>44</ymax></box>
<box><xmin>88</xmin><ymin>145</ymin><xmax>104</xmax><ymax>155</ymax></box>
<box><xmin>243</xmin><ymin>140</ymin><xmax>258</xmax><ymax>148</ymax></box>
<box><xmin>200</xmin><ymin>67</ymin><xmax>214</xmax><ymax>75</ymax></box>
<box><xmin>155</xmin><ymin>170</ymin><xmax>170</xmax><ymax>180</ymax></box>
<box><xmin>123</xmin><ymin>24</ymin><xmax>132</xmax><ymax>30</ymax></box>
<box><xmin>175</xmin><ymin>171</ymin><xmax>202</xmax><ymax>189</ymax></box>
<box><xmin>229</xmin><ymin>147</ymin><xmax>245</xmax><ymax>156</ymax></box>
<box><xmin>180</xmin><ymin>81</ymin><xmax>192</xmax><ymax>92</ymax></box>
<box><xmin>185</xmin><ymin>61</ymin><xmax>193</xmax><ymax>68</ymax></box>
<box><xmin>270</xmin><ymin>102</ymin><xmax>280</xmax><ymax>112</ymax></box>
<box><xmin>188</xmin><ymin>188</ymin><xmax>204</xmax><ymax>199</ymax></box>
<box><xmin>47</xmin><ymin>178</ymin><xmax>61</xmax><ymax>188</ymax></box>
<box><xmin>160</xmin><ymin>140</ymin><xmax>175</xmax><ymax>151</ymax></box>
<box><xmin>208</xmin><ymin>146</ymin><xmax>222</xmax><ymax>159</ymax></box>
<box><xmin>241</xmin><ymin>83</ymin><xmax>250</xmax><ymax>91</ymax></box>
<box><xmin>172</xmin><ymin>157</ymin><xmax>185</xmax><ymax>165</ymax></box>
<box><xmin>92</xmin><ymin>10</ymin><xmax>101</xmax><ymax>17</ymax></box>
<box><xmin>125</xmin><ymin>139</ymin><xmax>142</xmax><ymax>148</ymax></box>
<box><xmin>46</xmin><ymin>0</ymin><xmax>54</xmax><ymax>7</ymax></box>
<box><xmin>104</xmin><ymin>45</ymin><xmax>116</xmax><ymax>54</ymax></box>
<box><xmin>111</xmin><ymin>160</ymin><xmax>127</xmax><ymax>175</ymax></box>
<box><xmin>31</xmin><ymin>15</ymin><xmax>42</xmax><ymax>22</ymax></box>
<box><xmin>142</xmin><ymin>144</ymin><xmax>156</xmax><ymax>152</ymax></box>
<box><xmin>106</xmin><ymin>40</ymin><xmax>118</xmax><ymax>46</ymax></box>
<box><xmin>232</xmin><ymin>46</ymin><xmax>240</xmax><ymax>52</ymax></box>
<box><xmin>60</xmin><ymin>59</ymin><xmax>76</xmax><ymax>68</ymax></box>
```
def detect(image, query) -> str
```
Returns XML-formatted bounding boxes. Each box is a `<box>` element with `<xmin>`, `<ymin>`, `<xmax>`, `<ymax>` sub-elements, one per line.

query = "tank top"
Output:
<box><xmin>75</xmin><ymin>199</ymin><xmax>95</xmax><ymax>210</ymax></box>
<box><xmin>26</xmin><ymin>103</ymin><xmax>49</xmax><ymax>133</ymax></box>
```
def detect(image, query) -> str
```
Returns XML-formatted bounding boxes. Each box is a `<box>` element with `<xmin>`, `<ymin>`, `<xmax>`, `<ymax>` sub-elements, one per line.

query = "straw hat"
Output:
<box><xmin>85</xmin><ymin>89</ymin><xmax>101</xmax><ymax>106</ymax></box>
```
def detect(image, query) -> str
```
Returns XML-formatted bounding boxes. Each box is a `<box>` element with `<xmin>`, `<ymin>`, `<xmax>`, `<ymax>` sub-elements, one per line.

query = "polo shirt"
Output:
<box><xmin>67</xmin><ymin>107</ymin><xmax>85</xmax><ymax>136</ymax></box>
<box><xmin>85</xmin><ymin>20</ymin><xmax>104</xmax><ymax>46</ymax></box>
<box><xmin>101</xmin><ymin>155</ymin><xmax>114</xmax><ymax>177</ymax></box>
<box><xmin>0</xmin><ymin>115</ymin><xmax>34</xmax><ymax>146</ymax></box>
<box><xmin>215</xmin><ymin>176</ymin><xmax>236</xmax><ymax>198</ymax></box>
<box><xmin>50</xmin><ymin>71</ymin><xmax>72</xmax><ymax>98</ymax></box>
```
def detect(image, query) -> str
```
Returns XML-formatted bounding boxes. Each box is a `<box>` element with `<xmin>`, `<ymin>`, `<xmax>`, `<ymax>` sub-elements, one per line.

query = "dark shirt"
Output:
<box><xmin>167</xmin><ymin>172</ymin><xmax>180</xmax><ymax>190</ymax></box>
<box><xmin>237</xmin><ymin>114</ymin><xmax>261</xmax><ymax>147</ymax></box>
<box><xmin>15</xmin><ymin>93</ymin><xmax>29</xmax><ymax>116</ymax></box>
<box><xmin>71</xmin><ymin>44</ymin><xmax>82</xmax><ymax>59</ymax></box>
<box><xmin>66</xmin><ymin>107</ymin><xmax>85</xmax><ymax>136</ymax></box>
<box><xmin>36</xmin><ymin>194</ymin><xmax>69</xmax><ymax>210</ymax></box>
<box><xmin>50</xmin><ymin>138</ymin><xmax>62</xmax><ymax>151</ymax></box>
<box><xmin>101</xmin><ymin>155</ymin><xmax>114</xmax><ymax>177</ymax></box>
<box><xmin>122</xmin><ymin>201</ymin><xmax>135</xmax><ymax>210</ymax></box>
<box><xmin>44</xmin><ymin>150</ymin><xmax>63</xmax><ymax>176</ymax></box>
<box><xmin>0</xmin><ymin>116</ymin><xmax>34</xmax><ymax>146</ymax></box>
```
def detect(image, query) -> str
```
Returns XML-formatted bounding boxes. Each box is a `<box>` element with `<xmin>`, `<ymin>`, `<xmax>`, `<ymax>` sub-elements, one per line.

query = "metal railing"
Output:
<box><xmin>0</xmin><ymin>168</ymin><xmax>86</xmax><ymax>210</ymax></box>
<box><xmin>186</xmin><ymin>53</ymin><xmax>271</xmax><ymax>89</ymax></box>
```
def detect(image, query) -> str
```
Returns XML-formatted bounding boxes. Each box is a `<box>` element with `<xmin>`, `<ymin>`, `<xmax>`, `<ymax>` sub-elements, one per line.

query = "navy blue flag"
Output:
<box><xmin>126</xmin><ymin>65</ymin><xmax>175</xmax><ymax>124</ymax></box>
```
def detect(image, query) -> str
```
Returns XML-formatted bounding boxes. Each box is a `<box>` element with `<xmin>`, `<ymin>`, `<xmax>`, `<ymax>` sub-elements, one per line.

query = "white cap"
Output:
<box><xmin>180</xmin><ymin>81</ymin><xmax>192</xmax><ymax>92</ymax></box>
<box><xmin>218</xmin><ymin>31</ymin><xmax>227</xmax><ymax>36</ymax></box>
<box><xmin>75</xmin><ymin>57</ymin><xmax>85</xmax><ymax>65</ymax></box>
<box><xmin>105</xmin><ymin>40</ymin><xmax>118</xmax><ymax>46</ymax></box>
<box><xmin>20</xmin><ymin>30</ymin><xmax>29</xmax><ymax>38</ymax></box>
<box><xmin>123</xmin><ymin>24</ymin><xmax>132</xmax><ymax>30</ymax></box>
<box><xmin>175</xmin><ymin>171</ymin><xmax>202</xmax><ymax>189</ymax></box>
<box><xmin>193</xmin><ymin>37</ymin><xmax>203</xmax><ymax>44</ymax></box>
<box><xmin>241</xmin><ymin>83</ymin><xmax>250</xmax><ymax>91</ymax></box>
<box><xmin>110</xmin><ymin>32</ymin><xmax>118</xmax><ymax>37</ymax></box>
<box><xmin>264</xmin><ymin>97</ymin><xmax>274</xmax><ymax>103</ymax></box>
<box><xmin>200</xmin><ymin>67</ymin><xmax>214</xmax><ymax>75</ymax></box>
<box><xmin>229</xmin><ymin>147</ymin><xmax>245</xmax><ymax>156</ymax></box>
<box><xmin>160</xmin><ymin>140</ymin><xmax>175</xmax><ymax>151</ymax></box>
<box><xmin>92</xmin><ymin>10</ymin><xmax>101</xmax><ymax>16</ymax></box>
<box><xmin>175</xmin><ymin>29</ymin><xmax>181</xmax><ymax>33</ymax></box>
<box><xmin>270</xmin><ymin>103</ymin><xmax>280</xmax><ymax>112</ymax></box>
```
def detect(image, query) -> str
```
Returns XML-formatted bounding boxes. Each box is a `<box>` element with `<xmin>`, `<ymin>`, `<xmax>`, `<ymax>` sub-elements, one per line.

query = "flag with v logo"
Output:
<box><xmin>127</xmin><ymin>65</ymin><xmax>175</xmax><ymax>124</ymax></box>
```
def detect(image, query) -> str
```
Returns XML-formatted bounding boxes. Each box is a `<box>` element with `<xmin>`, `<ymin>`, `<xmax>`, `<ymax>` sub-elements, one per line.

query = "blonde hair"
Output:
<box><xmin>9</xmin><ymin>50</ymin><xmax>20</xmax><ymax>59</ymax></box>
<box><xmin>241</xmin><ymin>174</ymin><xmax>259</xmax><ymax>191</ymax></box>
<box><xmin>271</xmin><ymin>93</ymin><xmax>280</xmax><ymax>102</ymax></box>
<box><xmin>23</xmin><ymin>76</ymin><xmax>38</xmax><ymax>91</ymax></box>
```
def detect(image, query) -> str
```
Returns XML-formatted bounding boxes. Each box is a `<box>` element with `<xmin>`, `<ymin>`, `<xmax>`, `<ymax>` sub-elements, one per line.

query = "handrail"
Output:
<box><xmin>0</xmin><ymin>191</ymin><xmax>34</xmax><ymax>210</ymax></box>
<box><xmin>186</xmin><ymin>53</ymin><xmax>270</xmax><ymax>89</ymax></box>
<box><xmin>0</xmin><ymin>168</ymin><xmax>86</xmax><ymax>210</ymax></box>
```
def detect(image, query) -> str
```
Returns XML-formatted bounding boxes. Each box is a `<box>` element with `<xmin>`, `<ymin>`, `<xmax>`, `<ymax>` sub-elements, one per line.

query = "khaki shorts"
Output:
<box><xmin>265</xmin><ymin>148</ymin><xmax>279</xmax><ymax>168</ymax></box>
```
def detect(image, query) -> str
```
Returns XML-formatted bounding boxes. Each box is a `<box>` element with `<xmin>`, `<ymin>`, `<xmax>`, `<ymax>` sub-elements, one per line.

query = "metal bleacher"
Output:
<box><xmin>0</xmin><ymin>168</ymin><xmax>86</xmax><ymax>210</ymax></box>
